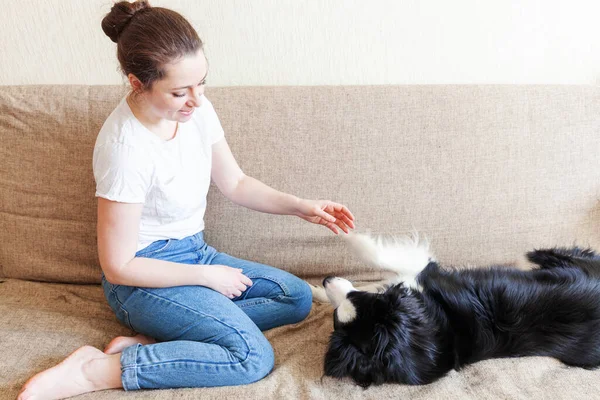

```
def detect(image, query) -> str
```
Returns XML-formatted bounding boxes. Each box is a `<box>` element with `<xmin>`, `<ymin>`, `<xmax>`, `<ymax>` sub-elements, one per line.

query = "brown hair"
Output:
<box><xmin>101</xmin><ymin>1</ymin><xmax>203</xmax><ymax>90</ymax></box>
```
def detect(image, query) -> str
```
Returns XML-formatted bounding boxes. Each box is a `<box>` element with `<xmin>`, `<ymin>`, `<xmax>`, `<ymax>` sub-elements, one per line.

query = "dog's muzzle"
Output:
<box><xmin>323</xmin><ymin>276</ymin><xmax>335</xmax><ymax>286</ymax></box>
<box><xmin>323</xmin><ymin>276</ymin><xmax>356</xmax><ymax>308</ymax></box>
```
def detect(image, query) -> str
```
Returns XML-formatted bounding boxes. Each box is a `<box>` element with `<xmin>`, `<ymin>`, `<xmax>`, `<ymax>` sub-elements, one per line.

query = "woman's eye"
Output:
<box><xmin>172</xmin><ymin>93</ymin><xmax>185</xmax><ymax>98</ymax></box>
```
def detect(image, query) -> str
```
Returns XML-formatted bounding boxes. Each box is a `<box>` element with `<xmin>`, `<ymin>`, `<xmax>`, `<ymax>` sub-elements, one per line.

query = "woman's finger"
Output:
<box><xmin>241</xmin><ymin>275</ymin><xmax>253</xmax><ymax>287</ymax></box>
<box><xmin>340</xmin><ymin>205</ymin><xmax>355</xmax><ymax>221</ymax></box>
<box><xmin>325</xmin><ymin>222</ymin><xmax>339</xmax><ymax>234</ymax></box>
<box><xmin>312</xmin><ymin>213</ymin><xmax>339</xmax><ymax>233</ymax></box>
<box><xmin>326</xmin><ymin>209</ymin><xmax>353</xmax><ymax>231</ymax></box>
<box><xmin>334</xmin><ymin>213</ymin><xmax>355</xmax><ymax>229</ymax></box>
<box><xmin>326</xmin><ymin>202</ymin><xmax>355</xmax><ymax>222</ymax></box>
<box><xmin>316</xmin><ymin>208</ymin><xmax>336</xmax><ymax>223</ymax></box>
<box><xmin>334</xmin><ymin>218</ymin><xmax>349</xmax><ymax>234</ymax></box>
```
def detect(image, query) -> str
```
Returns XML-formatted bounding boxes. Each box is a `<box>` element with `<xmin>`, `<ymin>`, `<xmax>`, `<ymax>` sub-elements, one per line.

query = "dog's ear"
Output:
<box><xmin>350</xmin><ymin>351</ymin><xmax>383</xmax><ymax>388</ymax></box>
<box><xmin>372</xmin><ymin>324</ymin><xmax>391</xmax><ymax>360</ymax></box>
<box><xmin>353</xmin><ymin>358</ymin><xmax>379</xmax><ymax>388</ymax></box>
<box><xmin>324</xmin><ymin>333</ymin><xmax>360</xmax><ymax>378</ymax></box>
<box><xmin>325</xmin><ymin>333</ymin><xmax>380</xmax><ymax>388</ymax></box>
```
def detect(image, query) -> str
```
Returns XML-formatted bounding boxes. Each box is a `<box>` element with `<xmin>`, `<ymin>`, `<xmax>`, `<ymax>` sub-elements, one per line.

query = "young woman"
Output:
<box><xmin>18</xmin><ymin>1</ymin><xmax>354</xmax><ymax>399</ymax></box>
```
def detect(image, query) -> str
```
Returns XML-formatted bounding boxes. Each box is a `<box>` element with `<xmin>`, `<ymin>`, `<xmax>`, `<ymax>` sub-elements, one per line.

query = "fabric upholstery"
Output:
<box><xmin>1</xmin><ymin>85</ymin><xmax>599</xmax><ymax>398</ymax></box>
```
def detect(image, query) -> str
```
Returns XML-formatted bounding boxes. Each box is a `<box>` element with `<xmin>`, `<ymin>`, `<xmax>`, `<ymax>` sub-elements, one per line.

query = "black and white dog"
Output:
<box><xmin>310</xmin><ymin>233</ymin><xmax>600</xmax><ymax>387</ymax></box>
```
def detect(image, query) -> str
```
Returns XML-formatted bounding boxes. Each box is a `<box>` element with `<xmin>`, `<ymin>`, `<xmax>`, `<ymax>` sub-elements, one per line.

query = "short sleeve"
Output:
<box><xmin>92</xmin><ymin>143</ymin><xmax>152</xmax><ymax>203</ymax></box>
<box><xmin>201</xmin><ymin>96</ymin><xmax>225</xmax><ymax>144</ymax></box>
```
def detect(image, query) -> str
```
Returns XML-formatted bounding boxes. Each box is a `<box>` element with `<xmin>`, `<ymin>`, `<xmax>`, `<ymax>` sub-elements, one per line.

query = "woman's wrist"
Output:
<box><xmin>288</xmin><ymin>195</ymin><xmax>305</xmax><ymax>217</ymax></box>
<box><xmin>194</xmin><ymin>264</ymin><xmax>213</xmax><ymax>287</ymax></box>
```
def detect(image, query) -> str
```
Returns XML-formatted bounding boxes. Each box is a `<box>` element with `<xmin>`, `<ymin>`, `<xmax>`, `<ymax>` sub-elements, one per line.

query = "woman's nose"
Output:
<box><xmin>187</xmin><ymin>88</ymin><xmax>203</xmax><ymax>108</ymax></box>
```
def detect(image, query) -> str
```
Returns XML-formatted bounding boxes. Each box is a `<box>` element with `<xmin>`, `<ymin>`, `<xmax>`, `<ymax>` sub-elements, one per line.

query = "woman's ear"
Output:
<box><xmin>127</xmin><ymin>73</ymin><xmax>143</xmax><ymax>93</ymax></box>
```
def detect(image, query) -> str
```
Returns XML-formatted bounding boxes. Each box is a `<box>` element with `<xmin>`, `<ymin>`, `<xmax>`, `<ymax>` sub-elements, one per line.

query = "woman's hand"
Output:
<box><xmin>295</xmin><ymin>199</ymin><xmax>355</xmax><ymax>234</ymax></box>
<box><xmin>202</xmin><ymin>265</ymin><xmax>253</xmax><ymax>299</ymax></box>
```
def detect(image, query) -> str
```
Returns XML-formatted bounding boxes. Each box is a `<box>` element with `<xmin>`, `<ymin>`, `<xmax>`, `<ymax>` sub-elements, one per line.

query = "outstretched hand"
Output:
<box><xmin>295</xmin><ymin>199</ymin><xmax>355</xmax><ymax>234</ymax></box>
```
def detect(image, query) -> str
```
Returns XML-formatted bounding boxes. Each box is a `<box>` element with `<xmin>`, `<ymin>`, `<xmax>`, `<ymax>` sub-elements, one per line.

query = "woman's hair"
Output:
<box><xmin>101</xmin><ymin>0</ymin><xmax>203</xmax><ymax>90</ymax></box>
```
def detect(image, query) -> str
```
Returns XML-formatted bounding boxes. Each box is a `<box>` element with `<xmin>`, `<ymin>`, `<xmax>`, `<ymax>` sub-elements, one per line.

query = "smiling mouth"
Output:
<box><xmin>179</xmin><ymin>109</ymin><xmax>193</xmax><ymax>115</ymax></box>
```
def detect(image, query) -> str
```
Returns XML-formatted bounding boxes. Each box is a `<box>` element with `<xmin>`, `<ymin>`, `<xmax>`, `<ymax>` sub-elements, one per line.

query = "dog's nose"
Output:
<box><xmin>323</xmin><ymin>276</ymin><xmax>335</xmax><ymax>286</ymax></box>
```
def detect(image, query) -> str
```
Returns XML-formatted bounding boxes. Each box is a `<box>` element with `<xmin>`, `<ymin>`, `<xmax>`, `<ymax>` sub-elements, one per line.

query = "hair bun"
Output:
<box><xmin>101</xmin><ymin>1</ymin><xmax>151</xmax><ymax>43</ymax></box>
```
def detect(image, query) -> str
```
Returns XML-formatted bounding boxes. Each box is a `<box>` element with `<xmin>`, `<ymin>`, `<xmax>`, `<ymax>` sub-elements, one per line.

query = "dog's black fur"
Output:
<box><xmin>324</xmin><ymin>247</ymin><xmax>600</xmax><ymax>387</ymax></box>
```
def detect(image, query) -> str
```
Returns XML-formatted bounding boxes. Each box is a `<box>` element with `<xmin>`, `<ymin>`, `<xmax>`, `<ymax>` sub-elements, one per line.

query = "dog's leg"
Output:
<box><xmin>353</xmin><ymin>281</ymin><xmax>390</xmax><ymax>293</ymax></box>
<box><xmin>344</xmin><ymin>232</ymin><xmax>433</xmax><ymax>290</ymax></box>
<box><xmin>309</xmin><ymin>280</ymin><xmax>391</xmax><ymax>304</ymax></box>
<box><xmin>309</xmin><ymin>232</ymin><xmax>434</xmax><ymax>304</ymax></box>
<box><xmin>309</xmin><ymin>283</ymin><xmax>331</xmax><ymax>303</ymax></box>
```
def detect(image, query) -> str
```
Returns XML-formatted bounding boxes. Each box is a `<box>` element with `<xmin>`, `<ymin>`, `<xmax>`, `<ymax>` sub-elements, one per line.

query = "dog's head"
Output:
<box><xmin>323</xmin><ymin>277</ymin><xmax>438</xmax><ymax>387</ymax></box>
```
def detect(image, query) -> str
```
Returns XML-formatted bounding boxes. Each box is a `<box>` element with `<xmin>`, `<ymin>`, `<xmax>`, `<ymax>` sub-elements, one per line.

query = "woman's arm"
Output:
<box><xmin>210</xmin><ymin>138</ymin><xmax>299</xmax><ymax>215</ymax></box>
<box><xmin>97</xmin><ymin>198</ymin><xmax>251</xmax><ymax>297</ymax></box>
<box><xmin>210</xmin><ymin>138</ymin><xmax>355</xmax><ymax>233</ymax></box>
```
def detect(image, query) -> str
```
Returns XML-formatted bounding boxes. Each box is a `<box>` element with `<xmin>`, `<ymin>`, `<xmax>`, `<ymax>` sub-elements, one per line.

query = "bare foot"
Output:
<box><xmin>104</xmin><ymin>333</ymin><xmax>156</xmax><ymax>354</ymax></box>
<box><xmin>17</xmin><ymin>345</ymin><xmax>121</xmax><ymax>400</ymax></box>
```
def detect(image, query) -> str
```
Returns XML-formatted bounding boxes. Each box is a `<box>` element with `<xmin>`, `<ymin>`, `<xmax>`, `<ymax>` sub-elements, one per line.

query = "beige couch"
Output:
<box><xmin>1</xmin><ymin>85</ymin><xmax>599</xmax><ymax>399</ymax></box>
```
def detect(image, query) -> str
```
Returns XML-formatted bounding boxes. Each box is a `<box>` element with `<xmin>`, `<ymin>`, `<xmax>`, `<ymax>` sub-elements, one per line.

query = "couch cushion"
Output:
<box><xmin>0</xmin><ymin>86</ymin><xmax>126</xmax><ymax>283</ymax></box>
<box><xmin>2</xmin><ymin>278</ymin><xmax>600</xmax><ymax>399</ymax></box>
<box><xmin>0</xmin><ymin>85</ymin><xmax>599</xmax><ymax>283</ymax></box>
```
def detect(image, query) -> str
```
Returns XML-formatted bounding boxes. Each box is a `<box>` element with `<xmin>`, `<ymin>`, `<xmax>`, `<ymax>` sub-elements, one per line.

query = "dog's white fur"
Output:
<box><xmin>310</xmin><ymin>232</ymin><xmax>434</xmax><ymax>306</ymax></box>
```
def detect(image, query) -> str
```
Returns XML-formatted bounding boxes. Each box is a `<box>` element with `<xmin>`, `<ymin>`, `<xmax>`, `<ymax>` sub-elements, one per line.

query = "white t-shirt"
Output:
<box><xmin>93</xmin><ymin>95</ymin><xmax>224</xmax><ymax>252</ymax></box>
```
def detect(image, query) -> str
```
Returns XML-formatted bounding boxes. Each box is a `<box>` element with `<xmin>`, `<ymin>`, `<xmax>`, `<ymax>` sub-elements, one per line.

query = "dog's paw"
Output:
<box><xmin>308</xmin><ymin>283</ymin><xmax>330</xmax><ymax>304</ymax></box>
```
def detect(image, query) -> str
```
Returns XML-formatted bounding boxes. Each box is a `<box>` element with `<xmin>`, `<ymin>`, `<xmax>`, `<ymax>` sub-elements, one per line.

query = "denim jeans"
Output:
<box><xmin>101</xmin><ymin>231</ymin><xmax>313</xmax><ymax>390</ymax></box>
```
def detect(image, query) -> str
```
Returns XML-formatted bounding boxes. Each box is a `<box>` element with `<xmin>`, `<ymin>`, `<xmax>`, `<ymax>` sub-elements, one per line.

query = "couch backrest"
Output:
<box><xmin>0</xmin><ymin>85</ymin><xmax>598</xmax><ymax>284</ymax></box>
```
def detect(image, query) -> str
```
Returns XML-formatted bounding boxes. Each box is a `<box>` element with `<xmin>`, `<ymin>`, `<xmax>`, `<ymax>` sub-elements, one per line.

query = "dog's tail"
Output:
<box><xmin>343</xmin><ymin>232</ymin><xmax>434</xmax><ymax>281</ymax></box>
<box><xmin>527</xmin><ymin>247</ymin><xmax>599</xmax><ymax>267</ymax></box>
<box><xmin>527</xmin><ymin>247</ymin><xmax>600</xmax><ymax>277</ymax></box>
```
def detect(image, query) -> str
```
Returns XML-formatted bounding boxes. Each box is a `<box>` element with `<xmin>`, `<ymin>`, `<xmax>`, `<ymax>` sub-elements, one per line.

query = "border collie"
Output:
<box><xmin>310</xmin><ymin>233</ymin><xmax>600</xmax><ymax>387</ymax></box>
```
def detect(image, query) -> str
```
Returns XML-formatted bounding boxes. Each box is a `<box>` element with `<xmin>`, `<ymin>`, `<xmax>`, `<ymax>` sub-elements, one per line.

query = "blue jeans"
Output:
<box><xmin>101</xmin><ymin>231</ymin><xmax>312</xmax><ymax>390</ymax></box>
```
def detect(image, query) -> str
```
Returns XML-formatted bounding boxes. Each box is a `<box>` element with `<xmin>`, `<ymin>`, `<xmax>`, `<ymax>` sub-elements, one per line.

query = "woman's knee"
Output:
<box><xmin>285</xmin><ymin>276</ymin><xmax>313</xmax><ymax>322</ymax></box>
<box><xmin>241</xmin><ymin>334</ymin><xmax>275</xmax><ymax>384</ymax></box>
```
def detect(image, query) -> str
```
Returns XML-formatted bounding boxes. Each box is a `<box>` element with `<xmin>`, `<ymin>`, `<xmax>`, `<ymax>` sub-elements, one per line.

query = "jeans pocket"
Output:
<box><xmin>105</xmin><ymin>284</ymin><xmax>135</xmax><ymax>331</ymax></box>
<box><xmin>115</xmin><ymin>305</ymin><xmax>135</xmax><ymax>331</ymax></box>
<box><xmin>136</xmin><ymin>239</ymin><xmax>173</xmax><ymax>258</ymax></box>
<box><xmin>102</xmin><ymin>275</ymin><xmax>123</xmax><ymax>299</ymax></box>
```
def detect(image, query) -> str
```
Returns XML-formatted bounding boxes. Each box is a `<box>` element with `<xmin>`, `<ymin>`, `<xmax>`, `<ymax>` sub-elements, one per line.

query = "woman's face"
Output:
<box><xmin>138</xmin><ymin>49</ymin><xmax>208</xmax><ymax>123</ymax></box>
